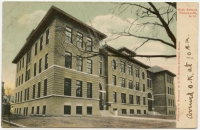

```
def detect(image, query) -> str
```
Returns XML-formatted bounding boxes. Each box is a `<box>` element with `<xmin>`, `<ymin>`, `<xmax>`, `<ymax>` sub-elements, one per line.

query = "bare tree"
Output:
<box><xmin>52</xmin><ymin>2</ymin><xmax>177</xmax><ymax>71</ymax></box>
<box><xmin>109</xmin><ymin>2</ymin><xmax>177</xmax><ymax>58</ymax></box>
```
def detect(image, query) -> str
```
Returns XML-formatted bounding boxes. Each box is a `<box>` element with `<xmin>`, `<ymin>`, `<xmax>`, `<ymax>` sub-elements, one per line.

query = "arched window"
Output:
<box><xmin>112</xmin><ymin>59</ymin><xmax>116</xmax><ymax>69</ymax></box>
<box><xmin>148</xmin><ymin>93</ymin><xmax>152</xmax><ymax>99</ymax></box>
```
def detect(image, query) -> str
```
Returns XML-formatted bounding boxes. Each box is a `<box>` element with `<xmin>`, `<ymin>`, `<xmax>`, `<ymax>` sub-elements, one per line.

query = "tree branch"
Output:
<box><xmin>165</xmin><ymin>2</ymin><xmax>176</xmax><ymax>9</ymax></box>
<box><xmin>115</xmin><ymin>32</ymin><xmax>176</xmax><ymax>49</ymax></box>
<box><xmin>148</xmin><ymin>2</ymin><xmax>176</xmax><ymax>47</ymax></box>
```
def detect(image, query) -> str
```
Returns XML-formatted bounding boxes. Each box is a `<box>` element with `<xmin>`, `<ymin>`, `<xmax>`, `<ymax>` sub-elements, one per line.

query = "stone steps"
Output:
<box><xmin>99</xmin><ymin>110</ymin><xmax>114</xmax><ymax>117</ymax></box>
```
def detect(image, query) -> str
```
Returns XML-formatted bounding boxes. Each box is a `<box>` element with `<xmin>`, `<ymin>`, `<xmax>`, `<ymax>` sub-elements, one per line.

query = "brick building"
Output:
<box><xmin>12</xmin><ymin>6</ymin><xmax>176</xmax><ymax>116</ymax></box>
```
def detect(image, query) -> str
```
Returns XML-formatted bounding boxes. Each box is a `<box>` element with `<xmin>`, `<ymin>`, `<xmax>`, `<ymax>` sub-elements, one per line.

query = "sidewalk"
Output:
<box><xmin>2</xmin><ymin>120</ymin><xmax>25</xmax><ymax>127</ymax></box>
<box><xmin>107</xmin><ymin>115</ymin><xmax>176</xmax><ymax>122</ymax></box>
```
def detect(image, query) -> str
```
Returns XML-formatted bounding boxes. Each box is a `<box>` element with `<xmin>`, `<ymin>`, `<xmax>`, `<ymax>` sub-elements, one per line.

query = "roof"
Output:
<box><xmin>147</xmin><ymin>65</ymin><xmax>176</xmax><ymax>76</ymax></box>
<box><xmin>12</xmin><ymin>5</ymin><xmax>107</xmax><ymax>63</ymax></box>
<box><xmin>117</xmin><ymin>47</ymin><xmax>136</xmax><ymax>56</ymax></box>
<box><xmin>102</xmin><ymin>45</ymin><xmax>150</xmax><ymax>69</ymax></box>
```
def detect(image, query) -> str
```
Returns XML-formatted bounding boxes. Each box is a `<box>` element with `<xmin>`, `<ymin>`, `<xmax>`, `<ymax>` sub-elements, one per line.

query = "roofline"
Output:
<box><xmin>117</xmin><ymin>47</ymin><xmax>136</xmax><ymax>55</ymax></box>
<box><xmin>147</xmin><ymin>69</ymin><xmax>176</xmax><ymax>77</ymax></box>
<box><xmin>103</xmin><ymin>45</ymin><xmax>150</xmax><ymax>69</ymax></box>
<box><xmin>12</xmin><ymin>5</ymin><xmax>107</xmax><ymax>64</ymax></box>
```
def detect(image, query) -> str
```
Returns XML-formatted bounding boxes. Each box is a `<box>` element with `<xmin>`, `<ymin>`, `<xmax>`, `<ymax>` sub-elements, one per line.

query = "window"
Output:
<box><xmin>76</xmin><ymin>80</ymin><xmax>82</xmax><ymax>97</ymax></box>
<box><xmin>112</xmin><ymin>75</ymin><xmax>116</xmax><ymax>85</ymax></box>
<box><xmin>18</xmin><ymin>92</ymin><xmax>19</xmax><ymax>102</ymax></box>
<box><xmin>40</xmin><ymin>36</ymin><xmax>43</xmax><ymax>50</ymax></box>
<box><xmin>27</xmin><ymin>51</ymin><xmax>31</xmax><ymax>64</ymax></box>
<box><xmin>147</xmin><ymin>75</ymin><xmax>152</xmax><ymax>88</ymax></box>
<box><xmin>120</xmin><ymin>78</ymin><xmax>125</xmax><ymax>87</ymax></box>
<box><xmin>112</xmin><ymin>59</ymin><xmax>116</xmax><ymax>70</ymax></box>
<box><xmin>173</xmin><ymin>100</ymin><xmax>174</xmax><ymax>106</ymax></box>
<box><xmin>121</xmin><ymin>93</ymin><xmax>126</xmax><ymax>103</ymax></box>
<box><xmin>37</xmin><ymin>106</ymin><xmax>39</xmax><ymax>114</ymax></box>
<box><xmin>65</xmin><ymin>27</ymin><xmax>72</xmax><ymax>43</ymax></box>
<box><xmin>129</xmin><ymin>95</ymin><xmax>133</xmax><ymax>104</ymax></box>
<box><xmin>64</xmin><ymin>78</ymin><xmax>71</xmax><ymax>96</ymax></box>
<box><xmin>23</xmin><ymin>107</ymin><xmax>25</xmax><ymax>116</ymax></box>
<box><xmin>77</xmin><ymin>32</ymin><xmax>83</xmax><ymax>48</ymax></box>
<box><xmin>27</xmin><ymin>88</ymin><xmax>29</xmax><ymax>100</ymax></box>
<box><xmin>87</xmin><ymin>107</ymin><xmax>92</xmax><ymax>115</ymax></box>
<box><xmin>136</xmin><ymin>96</ymin><xmax>140</xmax><ymax>105</ymax></box>
<box><xmin>46</xmin><ymin>29</ymin><xmax>49</xmax><ymax>45</ymax></box>
<box><xmin>142</xmin><ymin>72</ymin><xmax>145</xmax><ymax>79</ymax></box>
<box><xmin>87</xmin><ymin>82</ymin><xmax>92</xmax><ymax>98</ymax></box>
<box><xmin>137</xmin><ymin>110</ymin><xmax>141</xmax><ymax>114</ymax></box>
<box><xmin>32</xmin><ymin>107</ymin><xmax>34</xmax><ymax>114</ymax></box>
<box><xmin>143</xmin><ymin>84</ymin><xmax>145</xmax><ymax>92</ymax></box>
<box><xmin>135</xmin><ymin>67</ymin><xmax>139</xmax><ymax>77</ymax></box>
<box><xmin>136</xmin><ymin>82</ymin><xmax>139</xmax><ymax>91</ymax></box>
<box><xmin>44</xmin><ymin>79</ymin><xmax>47</xmax><ymax>96</ymax></box>
<box><xmin>33</xmin><ymin>85</ymin><xmax>35</xmax><ymax>99</ymax></box>
<box><xmin>87</xmin><ymin>59</ymin><xmax>92</xmax><ymax>74</ymax></box>
<box><xmin>167</xmin><ymin>87</ymin><xmax>169</xmax><ymax>94</ymax></box>
<box><xmin>22</xmin><ymin>57</ymin><xmax>24</xmax><ymax>68</ymax></box>
<box><xmin>21</xmin><ymin>74</ymin><xmax>23</xmax><ymax>84</ymax></box>
<box><xmin>24</xmin><ymin>89</ymin><xmax>26</xmax><ymax>101</ymax></box>
<box><xmin>130</xmin><ymin>109</ymin><xmax>134</xmax><ymax>114</ymax></box>
<box><xmin>172</xmin><ymin>88</ymin><xmax>174</xmax><ymax>95</ymax></box>
<box><xmin>19</xmin><ymin>108</ymin><xmax>21</xmax><ymax>114</ymax></box>
<box><xmin>18</xmin><ymin>76</ymin><xmax>20</xmax><ymax>86</ymax></box>
<box><xmin>16</xmin><ymin>78</ymin><xmax>18</xmax><ymax>87</ymax></box>
<box><xmin>76</xmin><ymin>106</ymin><xmax>82</xmax><ymax>115</ymax></box>
<box><xmin>26</xmin><ymin>69</ymin><xmax>30</xmax><ymax>81</ymax></box>
<box><xmin>39</xmin><ymin>58</ymin><xmax>42</xmax><ymax>73</ymax></box>
<box><xmin>113</xmin><ymin>92</ymin><xmax>117</xmax><ymax>103</ymax></box>
<box><xmin>76</xmin><ymin>56</ymin><xmax>83</xmax><ymax>71</ymax></box>
<box><xmin>34</xmin><ymin>63</ymin><xmax>37</xmax><ymax>76</ymax></box>
<box><xmin>128</xmin><ymin>65</ymin><xmax>132</xmax><ymax>75</ymax></box>
<box><xmin>120</xmin><ymin>62</ymin><xmax>125</xmax><ymax>73</ymax></box>
<box><xmin>20</xmin><ymin>91</ymin><xmax>22</xmax><ymax>102</ymax></box>
<box><xmin>65</xmin><ymin>52</ymin><xmax>72</xmax><ymax>68</ymax></box>
<box><xmin>86</xmin><ymin>37</ymin><xmax>92</xmax><ymax>51</ymax></box>
<box><xmin>45</xmin><ymin>53</ymin><xmax>48</xmax><ymax>69</ymax></box>
<box><xmin>122</xmin><ymin>109</ymin><xmax>127</xmax><ymax>114</ymax></box>
<box><xmin>128</xmin><ymin>80</ymin><xmax>133</xmax><ymax>89</ymax></box>
<box><xmin>64</xmin><ymin>105</ymin><xmax>71</xmax><ymax>115</ymax></box>
<box><xmin>35</xmin><ymin>42</ymin><xmax>38</xmax><ymax>55</ymax></box>
<box><xmin>99</xmin><ymin>56</ymin><xmax>102</xmax><ymax>75</ymax></box>
<box><xmin>42</xmin><ymin>105</ymin><xmax>46</xmax><ymax>115</ymax></box>
<box><xmin>143</xmin><ymin>97</ymin><xmax>146</xmax><ymax>105</ymax></box>
<box><xmin>38</xmin><ymin>82</ymin><xmax>41</xmax><ymax>98</ymax></box>
<box><xmin>144</xmin><ymin>110</ymin><xmax>146</xmax><ymax>114</ymax></box>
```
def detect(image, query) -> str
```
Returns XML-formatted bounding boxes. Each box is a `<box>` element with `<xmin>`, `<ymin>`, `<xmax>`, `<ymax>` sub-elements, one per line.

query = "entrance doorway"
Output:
<box><xmin>148</xmin><ymin>93</ymin><xmax>153</xmax><ymax>111</ymax></box>
<box><xmin>99</xmin><ymin>83</ymin><xmax>104</xmax><ymax>110</ymax></box>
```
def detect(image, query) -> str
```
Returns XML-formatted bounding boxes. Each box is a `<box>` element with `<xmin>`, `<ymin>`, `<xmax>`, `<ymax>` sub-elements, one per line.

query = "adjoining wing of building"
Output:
<box><xmin>12</xmin><ymin>6</ymin><xmax>176</xmax><ymax>117</ymax></box>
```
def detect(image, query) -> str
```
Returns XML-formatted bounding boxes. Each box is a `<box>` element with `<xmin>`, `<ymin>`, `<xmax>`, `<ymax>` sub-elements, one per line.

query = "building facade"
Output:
<box><xmin>12</xmin><ymin>6</ymin><xmax>176</xmax><ymax>117</ymax></box>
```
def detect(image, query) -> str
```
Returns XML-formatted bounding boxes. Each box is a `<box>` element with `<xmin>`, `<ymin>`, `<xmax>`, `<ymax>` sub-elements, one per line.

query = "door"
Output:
<box><xmin>148</xmin><ymin>100</ymin><xmax>152</xmax><ymax>111</ymax></box>
<box><xmin>99</xmin><ymin>92</ymin><xmax>103</xmax><ymax>110</ymax></box>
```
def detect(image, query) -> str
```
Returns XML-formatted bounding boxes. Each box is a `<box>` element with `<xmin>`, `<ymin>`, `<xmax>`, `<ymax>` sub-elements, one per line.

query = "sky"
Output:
<box><xmin>2</xmin><ymin>2</ymin><xmax>176</xmax><ymax>94</ymax></box>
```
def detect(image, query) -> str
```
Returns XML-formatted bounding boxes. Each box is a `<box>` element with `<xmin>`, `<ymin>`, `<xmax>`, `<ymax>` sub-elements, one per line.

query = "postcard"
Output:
<box><xmin>1</xmin><ymin>2</ymin><xmax>198</xmax><ymax>128</ymax></box>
